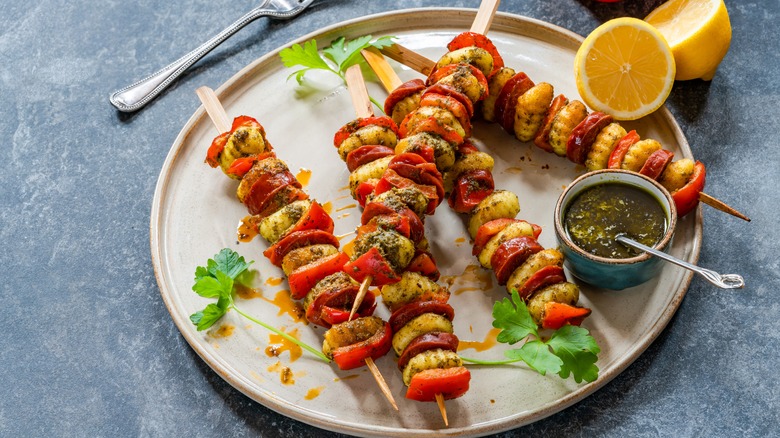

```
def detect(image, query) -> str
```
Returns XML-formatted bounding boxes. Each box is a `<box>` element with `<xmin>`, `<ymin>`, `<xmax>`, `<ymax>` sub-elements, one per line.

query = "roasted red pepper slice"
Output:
<box><xmin>491</xmin><ymin>236</ymin><xmax>544</xmax><ymax>286</ymax></box>
<box><xmin>263</xmin><ymin>229</ymin><xmax>340</xmax><ymax>267</ymax></box>
<box><xmin>363</xmin><ymin>212</ymin><xmax>412</xmax><ymax>241</ymax></box>
<box><xmin>671</xmin><ymin>160</ymin><xmax>706</xmax><ymax>217</ymax></box>
<box><xmin>419</xmin><ymin>92</ymin><xmax>472</xmax><ymax>137</ymax></box>
<box><xmin>448</xmin><ymin>169</ymin><xmax>495</xmax><ymax>213</ymax></box>
<box><xmin>333</xmin><ymin>116</ymin><xmax>398</xmax><ymax>148</ymax></box>
<box><xmin>205</xmin><ymin>131</ymin><xmax>230</xmax><ymax>168</ymax></box>
<box><xmin>396</xmin><ymin>332</ymin><xmax>460</xmax><ymax>371</ymax></box>
<box><xmin>288</xmin><ymin>252</ymin><xmax>350</xmax><ymax>300</ymax></box>
<box><xmin>406</xmin><ymin>366</ymin><xmax>471</xmax><ymax>402</ymax></box>
<box><xmin>243</xmin><ymin>167</ymin><xmax>303</xmax><ymax>215</ymax></box>
<box><xmin>426</xmin><ymin>64</ymin><xmax>489</xmax><ymax>102</ymax></box>
<box><xmin>231</xmin><ymin>115</ymin><xmax>265</xmax><ymax>132</ymax></box>
<box><xmin>355</xmin><ymin>179</ymin><xmax>378</xmax><ymax>208</ymax></box>
<box><xmin>447</xmin><ymin>31</ymin><xmax>505</xmax><ymax>77</ymax></box>
<box><xmin>472</xmin><ymin>219</ymin><xmax>542</xmax><ymax>256</ymax></box>
<box><xmin>541</xmin><ymin>302</ymin><xmax>592</xmax><ymax>330</ymax></box>
<box><xmin>343</xmin><ymin>247</ymin><xmax>401</xmax><ymax>286</ymax></box>
<box><xmin>495</xmin><ymin>72</ymin><xmax>535</xmax><ymax>133</ymax></box>
<box><xmin>306</xmin><ymin>283</ymin><xmax>377</xmax><ymax>328</ymax></box>
<box><xmin>389</xmin><ymin>300</ymin><xmax>454</xmax><ymax>334</ymax></box>
<box><xmin>607</xmin><ymin>130</ymin><xmax>641</xmax><ymax>169</ymax></box>
<box><xmin>566</xmin><ymin>112</ymin><xmax>614</xmax><ymax>164</ymax></box>
<box><xmin>282</xmin><ymin>200</ymin><xmax>334</xmax><ymax>240</ymax></box>
<box><xmin>225</xmin><ymin>151</ymin><xmax>276</xmax><ymax>178</ymax></box>
<box><xmin>346</xmin><ymin>145</ymin><xmax>396</xmax><ymax>173</ymax></box>
<box><xmin>331</xmin><ymin>320</ymin><xmax>393</xmax><ymax>370</ymax></box>
<box><xmin>639</xmin><ymin>149</ymin><xmax>675</xmax><ymax>180</ymax></box>
<box><xmin>384</xmin><ymin>79</ymin><xmax>426</xmax><ymax>116</ymax></box>
<box><xmin>534</xmin><ymin>94</ymin><xmax>569</xmax><ymax>153</ymax></box>
<box><xmin>406</xmin><ymin>250</ymin><xmax>440</xmax><ymax>281</ymax></box>
<box><xmin>423</xmin><ymin>83</ymin><xmax>475</xmax><ymax>118</ymax></box>
<box><xmin>516</xmin><ymin>265</ymin><xmax>566</xmax><ymax>300</ymax></box>
<box><xmin>457</xmin><ymin>140</ymin><xmax>479</xmax><ymax>156</ymax></box>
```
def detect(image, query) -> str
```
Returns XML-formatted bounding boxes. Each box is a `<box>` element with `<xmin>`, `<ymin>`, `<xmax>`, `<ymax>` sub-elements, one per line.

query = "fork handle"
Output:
<box><xmin>109</xmin><ymin>6</ymin><xmax>271</xmax><ymax>112</ymax></box>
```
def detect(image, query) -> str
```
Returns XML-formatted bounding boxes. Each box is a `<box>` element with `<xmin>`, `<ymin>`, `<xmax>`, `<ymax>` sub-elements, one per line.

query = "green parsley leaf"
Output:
<box><xmin>190</xmin><ymin>302</ymin><xmax>227</xmax><ymax>331</ymax></box>
<box><xmin>279</xmin><ymin>35</ymin><xmax>396</xmax><ymax>85</ymax></box>
<box><xmin>492</xmin><ymin>291</ymin><xmax>538</xmax><ymax>344</ymax></box>
<box><xmin>209</xmin><ymin>248</ymin><xmax>252</xmax><ymax>280</ymax></box>
<box><xmin>504</xmin><ymin>339</ymin><xmax>563</xmax><ymax>376</ymax></box>
<box><xmin>547</xmin><ymin>325</ymin><xmax>601</xmax><ymax>383</ymax></box>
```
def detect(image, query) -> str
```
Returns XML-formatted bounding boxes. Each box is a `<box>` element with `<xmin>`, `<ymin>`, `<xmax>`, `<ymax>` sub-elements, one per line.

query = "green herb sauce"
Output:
<box><xmin>564</xmin><ymin>183</ymin><xmax>667</xmax><ymax>259</ymax></box>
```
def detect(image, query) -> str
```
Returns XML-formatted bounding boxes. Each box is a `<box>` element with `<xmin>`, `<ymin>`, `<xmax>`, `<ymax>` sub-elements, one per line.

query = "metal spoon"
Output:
<box><xmin>616</xmin><ymin>235</ymin><xmax>745</xmax><ymax>289</ymax></box>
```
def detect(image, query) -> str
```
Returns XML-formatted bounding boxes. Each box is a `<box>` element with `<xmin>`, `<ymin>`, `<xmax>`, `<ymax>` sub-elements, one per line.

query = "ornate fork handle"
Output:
<box><xmin>110</xmin><ymin>2</ymin><xmax>285</xmax><ymax>112</ymax></box>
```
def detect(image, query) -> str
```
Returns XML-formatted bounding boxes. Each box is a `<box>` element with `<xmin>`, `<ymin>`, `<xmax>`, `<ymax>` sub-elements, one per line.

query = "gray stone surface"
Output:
<box><xmin>1</xmin><ymin>0</ymin><xmax>778</xmax><ymax>436</ymax></box>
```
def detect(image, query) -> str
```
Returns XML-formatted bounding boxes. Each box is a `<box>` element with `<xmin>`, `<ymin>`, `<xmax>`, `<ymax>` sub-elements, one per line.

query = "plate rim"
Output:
<box><xmin>150</xmin><ymin>7</ymin><xmax>702</xmax><ymax>437</ymax></box>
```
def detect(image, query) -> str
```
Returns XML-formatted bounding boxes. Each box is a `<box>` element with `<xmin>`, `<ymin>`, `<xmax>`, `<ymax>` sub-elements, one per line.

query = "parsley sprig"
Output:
<box><xmin>280</xmin><ymin>35</ymin><xmax>395</xmax><ymax>111</ymax></box>
<box><xmin>189</xmin><ymin>248</ymin><xmax>330</xmax><ymax>363</ymax></box>
<box><xmin>461</xmin><ymin>290</ymin><xmax>600</xmax><ymax>384</ymax></box>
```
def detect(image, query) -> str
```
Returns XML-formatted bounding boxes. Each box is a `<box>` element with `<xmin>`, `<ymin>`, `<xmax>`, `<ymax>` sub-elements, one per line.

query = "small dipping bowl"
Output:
<box><xmin>554</xmin><ymin>169</ymin><xmax>677</xmax><ymax>290</ymax></box>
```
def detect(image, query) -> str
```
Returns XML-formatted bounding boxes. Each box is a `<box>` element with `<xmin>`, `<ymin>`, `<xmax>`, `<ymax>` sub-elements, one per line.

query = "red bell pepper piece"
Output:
<box><xmin>287</xmin><ymin>252</ymin><xmax>350</xmax><ymax>300</ymax></box>
<box><xmin>541</xmin><ymin>302</ymin><xmax>592</xmax><ymax>330</ymax></box>
<box><xmin>671</xmin><ymin>160</ymin><xmax>706</xmax><ymax>217</ymax></box>
<box><xmin>372</xmin><ymin>168</ymin><xmax>440</xmax><ymax>215</ymax></box>
<box><xmin>355</xmin><ymin>179</ymin><xmax>377</xmax><ymax>208</ymax></box>
<box><xmin>405</xmin><ymin>250</ymin><xmax>440</xmax><ymax>281</ymax></box>
<box><xmin>331</xmin><ymin>320</ymin><xmax>393</xmax><ymax>370</ymax></box>
<box><xmin>342</xmin><ymin>247</ymin><xmax>400</xmax><ymax>287</ymax></box>
<box><xmin>361</xmin><ymin>201</ymin><xmax>424</xmax><ymax>244</ymax></box>
<box><xmin>205</xmin><ymin>131</ymin><xmax>230</xmax><ymax>168</ymax></box>
<box><xmin>607</xmin><ymin>130</ymin><xmax>640</xmax><ymax>169</ymax></box>
<box><xmin>305</xmin><ymin>283</ymin><xmax>377</xmax><ymax>328</ymax></box>
<box><xmin>283</xmin><ymin>200</ymin><xmax>334</xmax><ymax>238</ymax></box>
<box><xmin>406</xmin><ymin>366</ymin><xmax>471</xmax><ymax>402</ymax></box>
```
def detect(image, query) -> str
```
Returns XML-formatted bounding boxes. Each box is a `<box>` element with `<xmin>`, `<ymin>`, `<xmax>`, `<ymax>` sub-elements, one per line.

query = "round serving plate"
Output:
<box><xmin>150</xmin><ymin>8</ymin><xmax>701</xmax><ymax>437</ymax></box>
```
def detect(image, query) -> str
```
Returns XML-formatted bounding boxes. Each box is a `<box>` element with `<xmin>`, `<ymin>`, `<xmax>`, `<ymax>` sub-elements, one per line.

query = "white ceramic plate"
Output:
<box><xmin>150</xmin><ymin>9</ymin><xmax>701</xmax><ymax>437</ymax></box>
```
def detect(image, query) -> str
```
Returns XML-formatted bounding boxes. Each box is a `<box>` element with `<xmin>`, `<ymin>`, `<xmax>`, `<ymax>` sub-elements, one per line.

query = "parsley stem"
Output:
<box><xmin>231</xmin><ymin>305</ymin><xmax>331</xmax><ymax>363</ymax></box>
<box><xmin>460</xmin><ymin>356</ymin><xmax>523</xmax><ymax>366</ymax></box>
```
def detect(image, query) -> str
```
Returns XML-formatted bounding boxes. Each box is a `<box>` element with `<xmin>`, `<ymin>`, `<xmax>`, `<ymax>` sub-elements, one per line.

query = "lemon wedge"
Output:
<box><xmin>645</xmin><ymin>0</ymin><xmax>731</xmax><ymax>81</ymax></box>
<box><xmin>574</xmin><ymin>17</ymin><xmax>676</xmax><ymax>121</ymax></box>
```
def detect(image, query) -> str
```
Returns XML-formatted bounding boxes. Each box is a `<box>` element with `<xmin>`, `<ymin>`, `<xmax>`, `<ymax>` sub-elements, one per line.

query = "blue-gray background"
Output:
<box><xmin>1</xmin><ymin>0</ymin><xmax>777</xmax><ymax>436</ymax></box>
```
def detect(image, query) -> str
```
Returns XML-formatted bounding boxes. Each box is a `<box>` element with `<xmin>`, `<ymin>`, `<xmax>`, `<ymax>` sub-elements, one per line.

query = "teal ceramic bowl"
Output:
<box><xmin>554</xmin><ymin>170</ymin><xmax>677</xmax><ymax>290</ymax></box>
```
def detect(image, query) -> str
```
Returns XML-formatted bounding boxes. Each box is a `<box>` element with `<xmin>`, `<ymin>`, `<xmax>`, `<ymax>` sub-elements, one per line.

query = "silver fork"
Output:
<box><xmin>109</xmin><ymin>0</ymin><xmax>316</xmax><ymax>112</ymax></box>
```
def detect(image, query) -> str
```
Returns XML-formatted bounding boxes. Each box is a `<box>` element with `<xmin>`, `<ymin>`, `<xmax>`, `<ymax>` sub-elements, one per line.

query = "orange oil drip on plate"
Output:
<box><xmin>296</xmin><ymin>168</ymin><xmax>312</xmax><ymax>187</ymax></box>
<box><xmin>266</xmin><ymin>290</ymin><xmax>306</xmax><ymax>324</ymax></box>
<box><xmin>208</xmin><ymin>324</ymin><xmax>235</xmax><ymax>339</ymax></box>
<box><xmin>234</xmin><ymin>283</ymin><xmax>263</xmax><ymax>300</ymax></box>
<box><xmin>457</xmin><ymin>327</ymin><xmax>501</xmax><ymax>353</ymax></box>
<box><xmin>336</xmin><ymin>203</ymin><xmax>357</xmax><ymax>212</ymax></box>
<box><xmin>322</xmin><ymin>201</ymin><xmax>333</xmax><ymax>215</ymax></box>
<box><xmin>304</xmin><ymin>386</ymin><xmax>326</xmax><ymax>400</ymax></box>
<box><xmin>237</xmin><ymin>215</ymin><xmax>259</xmax><ymax>243</ymax></box>
<box><xmin>265</xmin><ymin>277</ymin><xmax>284</xmax><ymax>287</ymax></box>
<box><xmin>441</xmin><ymin>264</ymin><xmax>494</xmax><ymax>295</ymax></box>
<box><xmin>265</xmin><ymin>327</ymin><xmax>303</xmax><ymax>362</ymax></box>
<box><xmin>267</xmin><ymin>361</ymin><xmax>295</xmax><ymax>385</ymax></box>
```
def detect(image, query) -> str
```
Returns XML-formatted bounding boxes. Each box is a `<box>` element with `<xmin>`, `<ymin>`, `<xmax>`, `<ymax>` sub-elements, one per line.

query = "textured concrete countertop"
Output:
<box><xmin>1</xmin><ymin>0</ymin><xmax>778</xmax><ymax>436</ymax></box>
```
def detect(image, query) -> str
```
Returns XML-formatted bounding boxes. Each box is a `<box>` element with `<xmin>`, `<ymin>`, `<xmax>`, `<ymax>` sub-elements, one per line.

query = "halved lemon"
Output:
<box><xmin>574</xmin><ymin>17</ymin><xmax>676</xmax><ymax>121</ymax></box>
<box><xmin>645</xmin><ymin>0</ymin><xmax>731</xmax><ymax>81</ymax></box>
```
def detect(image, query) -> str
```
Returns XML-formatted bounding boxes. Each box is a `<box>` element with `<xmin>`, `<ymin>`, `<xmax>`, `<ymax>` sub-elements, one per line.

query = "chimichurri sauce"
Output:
<box><xmin>564</xmin><ymin>183</ymin><xmax>667</xmax><ymax>259</ymax></box>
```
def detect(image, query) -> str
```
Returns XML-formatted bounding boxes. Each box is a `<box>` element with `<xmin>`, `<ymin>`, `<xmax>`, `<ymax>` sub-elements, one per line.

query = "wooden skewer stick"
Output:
<box><xmin>348</xmin><ymin>275</ymin><xmax>373</xmax><ymax>321</ymax></box>
<box><xmin>361</xmin><ymin>47</ymin><xmax>403</xmax><ymax>91</ymax></box>
<box><xmin>470</xmin><ymin>0</ymin><xmax>501</xmax><ymax>34</ymax></box>
<box><xmin>196</xmin><ymin>84</ymin><xmax>398</xmax><ymax>412</ymax></box>
<box><xmin>435</xmin><ymin>393</ymin><xmax>449</xmax><ymax>427</ymax></box>
<box><xmin>345</xmin><ymin>62</ymin><xmax>451</xmax><ymax>424</ymax></box>
<box><xmin>699</xmin><ymin>192</ymin><xmax>750</xmax><ymax>221</ymax></box>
